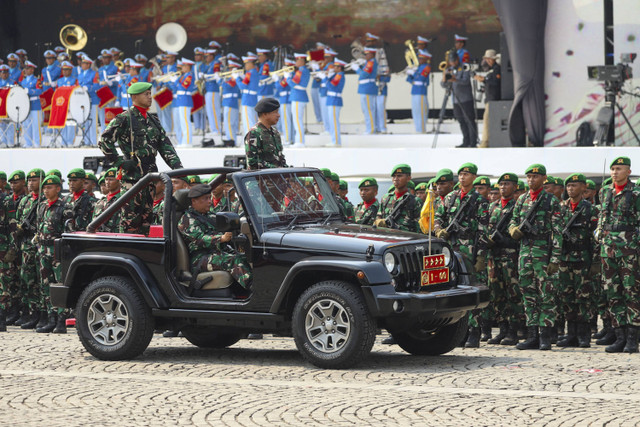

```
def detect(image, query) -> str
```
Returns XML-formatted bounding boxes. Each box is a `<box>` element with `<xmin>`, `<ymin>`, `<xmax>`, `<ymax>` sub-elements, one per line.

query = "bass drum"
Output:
<box><xmin>6</xmin><ymin>86</ymin><xmax>30</xmax><ymax>123</ymax></box>
<box><xmin>68</xmin><ymin>87</ymin><xmax>91</xmax><ymax>124</ymax></box>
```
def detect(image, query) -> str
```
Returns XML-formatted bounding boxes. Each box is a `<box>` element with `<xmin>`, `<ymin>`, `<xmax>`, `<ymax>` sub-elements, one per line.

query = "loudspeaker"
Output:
<box><xmin>499</xmin><ymin>32</ymin><xmax>514</xmax><ymax>100</ymax></box>
<box><xmin>487</xmin><ymin>100</ymin><xmax>513</xmax><ymax>147</ymax></box>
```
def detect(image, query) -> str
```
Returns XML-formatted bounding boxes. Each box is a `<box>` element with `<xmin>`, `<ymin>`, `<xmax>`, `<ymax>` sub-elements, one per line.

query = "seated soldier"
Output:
<box><xmin>178</xmin><ymin>184</ymin><xmax>252</xmax><ymax>290</ymax></box>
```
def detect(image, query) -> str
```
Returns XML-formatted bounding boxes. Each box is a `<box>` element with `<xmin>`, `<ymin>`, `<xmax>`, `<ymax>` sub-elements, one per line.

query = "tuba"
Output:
<box><xmin>60</xmin><ymin>24</ymin><xmax>87</xmax><ymax>54</ymax></box>
<box><xmin>404</xmin><ymin>40</ymin><xmax>419</xmax><ymax>68</ymax></box>
<box><xmin>155</xmin><ymin>22</ymin><xmax>188</xmax><ymax>53</ymax></box>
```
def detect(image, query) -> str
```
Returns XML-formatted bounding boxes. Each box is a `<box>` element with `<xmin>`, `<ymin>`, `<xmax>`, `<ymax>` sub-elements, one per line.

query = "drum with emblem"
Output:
<box><xmin>68</xmin><ymin>87</ymin><xmax>91</xmax><ymax>124</ymax></box>
<box><xmin>5</xmin><ymin>86</ymin><xmax>31</xmax><ymax>123</ymax></box>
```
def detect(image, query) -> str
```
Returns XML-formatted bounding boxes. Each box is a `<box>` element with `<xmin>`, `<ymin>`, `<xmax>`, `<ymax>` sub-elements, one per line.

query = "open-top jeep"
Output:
<box><xmin>52</xmin><ymin>167</ymin><xmax>489</xmax><ymax>369</ymax></box>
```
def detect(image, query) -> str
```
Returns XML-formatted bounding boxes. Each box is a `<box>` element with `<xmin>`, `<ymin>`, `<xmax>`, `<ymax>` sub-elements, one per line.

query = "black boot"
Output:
<box><xmin>623</xmin><ymin>326</ymin><xmax>639</xmax><ymax>354</ymax></box>
<box><xmin>0</xmin><ymin>308</ymin><xmax>6</xmax><ymax>332</ymax></box>
<box><xmin>35</xmin><ymin>311</ymin><xmax>49</xmax><ymax>329</ymax></box>
<box><xmin>590</xmin><ymin>317</ymin><xmax>598</xmax><ymax>334</ymax></box>
<box><xmin>36</xmin><ymin>312</ymin><xmax>57</xmax><ymax>333</ymax></box>
<box><xmin>517</xmin><ymin>325</ymin><xmax>528</xmax><ymax>340</ymax></box>
<box><xmin>464</xmin><ymin>327</ymin><xmax>480</xmax><ymax>348</ymax></box>
<box><xmin>605</xmin><ymin>327</ymin><xmax>627</xmax><ymax>353</ymax></box>
<box><xmin>501</xmin><ymin>322</ymin><xmax>520</xmax><ymax>346</ymax></box>
<box><xmin>5</xmin><ymin>304</ymin><xmax>20</xmax><ymax>325</ymax></box>
<box><xmin>577</xmin><ymin>322</ymin><xmax>591</xmax><ymax>348</ymax></box>
<box><xmin>14</xmin><ymin>306</ymin><xmax>30</xmax><ymax>326</ymax></box>
<box><xmin>52</xmin><ymin>313</ymin><xmax>68</xmax><ymax>334</ymax></box>
<box><xmin>516</xmin><ymin>326</ymin><xmax>539</xmax><ymax>350</ymax></box>
<box><xmin>556</xmin><ymin>317</ymin><xmax>565</xmax><ymax>338</ymax></box>
<box><xmin>593</xmin><ymin>318</ymin><xmax>612</xmax><ymax>340</ymax></box>
<box><xmin>539</xmin><ymin>326</ymin><xmax>552</xmax><ymax>350</ymax></box>
<box><xmin>550</xmin><ymin>326</ymin><xmax>558</xmax><ymax>344</ymax></box>
<box><xmin>381</xmin><ymin>336</ymin><xmax>396</xmax><ymax>345</ymax></box>
<box><xmin>20</xmin><ymin>311</ymin><xmax>40</xmax><ymax>329</ymax></box>
<box><xmin>596</xmin><ymin>323</ymin><xmax>617</xmax><ymax>345</ymax></box>
<box><xmin>162</xmin><ymin>329</ymin><xmax>180</xmax><ymax>338</ymax></box>
<box><xmin>480</xmin><ymin>320</ymin><xmax>492</xmax><ymax>342</ymax></box>
<box><xmin>488</xmin><ymin>322</ymin><xmax>508</xmax><ymax>344</ymax></box>
<box><xmin>557</xmin><ymin>321</ymin><xmax>578</xmax><ymax>347</ymax></box>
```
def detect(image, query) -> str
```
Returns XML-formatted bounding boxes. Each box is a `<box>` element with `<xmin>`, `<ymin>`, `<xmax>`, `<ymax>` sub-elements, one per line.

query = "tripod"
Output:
<box><xmin>432</xmin><ymin>81</ymin><xmax>479</xmax><ymax>148</ymax></box>
<box><xmin>594</xmin><ymin>85</ymin><xmax>640</xmax><ymax>146</ymax></box>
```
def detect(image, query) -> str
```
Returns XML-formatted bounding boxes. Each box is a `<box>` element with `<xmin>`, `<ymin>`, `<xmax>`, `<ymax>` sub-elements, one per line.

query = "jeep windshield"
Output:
<box><xmin>238</xmin><ymin>170</ymin><xmax>341</xmax><ymax>232</ymax></box>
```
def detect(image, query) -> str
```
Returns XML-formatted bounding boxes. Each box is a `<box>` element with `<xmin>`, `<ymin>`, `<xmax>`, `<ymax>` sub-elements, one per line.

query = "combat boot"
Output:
<box><xmin>577</xmin><ymin>322</ymin><xmax>591</xmax><ymax>348</ymax></box>
<box><xmin>20</xmin><ymin>311</ymin><xmax>40</xmax><ymax>329</ymax></box>
<box><xmin>605</xmin><ymin>327</ymin><xmax>627</xmax><ymax>353</ymax></box>
<box><xmin>464</xmin><ymin>327</ymin><xmax>480</xmax><ymax>348</ymax></box>
<box><xmin>517</xmin><ymin>325</ymin><xmax>528</xmax><ymax>340</ymax></box>
<box><xmin>52</xmin><ymin>313</ymin><xmax>68</xmax><ymax>334</ymax></box>
<box><xmin>623</xmin><ymin>326</ymin><xmax>639</xmax><ymax>354</ymax></box>
<box><xmin>556</xmin><ymin>317</ymin><xmax>565</xmax><ymax>338</ymax></box>
<box><xmin>550</xmin><ymin>326</ymin><xmax>558</xmax><ymax>344</ymax></box>
<box><xmin>36</xmin><ymin>312</ymin><xmax>57</xmax><ymax>333</ymax></box>
<box><xmin>539</xmin><ymin>326</ymin><xmax>552</xmax><ymax>350</ymax></box>
<box><xmin>488</xmin><ymin>322</ymin><xmax>508</xmax><ymax>344</ymax></box>
<box><xmin>480</xmin><ymin>320</ymin><xmax>492</xmax><ymax>342</ymax></box>
<box><xmin>516</xmin><ymin>326</ymin><xmax>539</xmax><ymax>350</ymax></box>
<box><xmin>501</xmin><ymin>322</ymin><xmax>520</xmax><ymax>346</ymax></box>
<box><xmin>0</xmin><ymin>308</ymin><xmax>6</xmax><ymax>332</ymax></box>
<box><xmin>14</xmin><ymin>305</ymin><xmax>30</xmax><ymax>327</ymax></box>
<box><xmin>590</xmin><ymin>317</ymin><xmax>598</xmax><ymax>335</ymax></box>
<box><xmin>557</xmin><ymin>321</ymin><xmax>578</xmax><ymax>347</ymax></box>
<box><xmin>593</xmin><ymin>317</ymin><xmax>611</xmax><ymax>339</ymax></box>
<box><xmin>5</xmin><ymin>304</ymin><xmax>20</xmax><ymax>325</ymax></box>
<box><xmin>35</xmin><ymin>311</ymin><xmax>49</xmax><ymax>329</ymax></box>
<box><xmin>596</xmin><ymin>323</ymin><xmax>616</xmax><ymax>345</ymax></box>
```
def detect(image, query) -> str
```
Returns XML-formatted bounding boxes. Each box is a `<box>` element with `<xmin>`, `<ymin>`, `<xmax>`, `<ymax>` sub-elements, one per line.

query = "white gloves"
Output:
<box><xmin>283</xmin><ymin>72</ymin><xmax>292</xmax><ymax>79</ymax></box>
<box><xmin>309</xmin><ymin>62</ymin><xmax>320</xmax><ymax>71</ymax></box>
<box><xmin>351</xmin><ymin>63</ymin><xmax>360</xmax><ymax>72</ymax></box>
<box><xmin>170</xmin><ymin>75</ymin><xmax>179</xmax><ymax>83</ymax></box>
<box><xmin>272</xmin><ymin>74</ymin><xmax>280</xmax><ymax>82</ymax></box>
<box><xmin>114</xmin><ymin>101</ymin><xmax>120</xmax><ymax>107</ymax></box>
<box><xmin>317</xmin><ymin>72</ymin><xmax>326</xmax><ymax>80</ymax></box>
<box><xmin>357</xmin><ymin>58</ymin><xmax>366</xmax><ymax>65</ymax></box>
<box><xmin>198</xmin><ymin>73</ymin><xmax>204</xmax><ymax>80</ymax></box>
<box><xmin>406</xmin><ymin>68</ymin><xmax>416</xmax><ymax>76</ymax></box>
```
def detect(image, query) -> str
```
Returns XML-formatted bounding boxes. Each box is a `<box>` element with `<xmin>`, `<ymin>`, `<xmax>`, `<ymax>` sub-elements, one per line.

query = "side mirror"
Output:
<box><xmin>216</xmin><ymin>211</ymin><xmax>241</xmax><ymax>232</ymax></box>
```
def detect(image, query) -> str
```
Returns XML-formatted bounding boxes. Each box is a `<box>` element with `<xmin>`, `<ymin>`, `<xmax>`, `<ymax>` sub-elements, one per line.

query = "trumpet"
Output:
<box><xmin>344</xmin><ymin>59</ymin><xmax>365</xmax><ymax>71</ymax></box>
<box><xmin>152</xmin><ymin>71</ymin><xmax>181</xmax><ymax>82</ymax></box>
<box><xmin>270</xmin><ymin>66</ymin><xmax>295</xmax><ymax>77</ymax></box>
<box><xmin>102</xmin><ymin>73</ymin><xmax>130</xmax><ymax>84</ymax></box>
<box><xmin>218</xmin><ymin>69</ymin><xmax>243</xmax><ymax>78</ymax></box>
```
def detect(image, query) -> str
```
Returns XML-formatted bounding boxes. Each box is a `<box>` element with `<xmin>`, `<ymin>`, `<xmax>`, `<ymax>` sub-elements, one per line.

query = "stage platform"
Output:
<box><xmin>0</xmin><ymin>122</ymin><xmax>636</xmax><ymax>181</ymax></box>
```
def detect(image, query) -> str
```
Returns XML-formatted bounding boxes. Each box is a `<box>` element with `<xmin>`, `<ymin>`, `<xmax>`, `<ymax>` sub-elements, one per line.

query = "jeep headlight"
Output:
<box><xmin>442</xmin><ymin>246</ymin><xmax>452</xmax><ymax>265</ymax></box>
<box><xmin>384</xmin><ymin>252</ymin><xmax>396</xmax><ymax>273</ymax></box>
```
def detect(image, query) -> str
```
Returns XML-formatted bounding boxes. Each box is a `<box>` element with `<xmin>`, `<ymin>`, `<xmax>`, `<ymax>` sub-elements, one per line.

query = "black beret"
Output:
<box><xmin>255</xmin><ymin>97</ymin><xmax>280</xmax><ymax>114</ymax></box>
<box><xmin>188</xmin><ymin>184</ymin><xmax>212</xmax><ymax>199</ymax></box>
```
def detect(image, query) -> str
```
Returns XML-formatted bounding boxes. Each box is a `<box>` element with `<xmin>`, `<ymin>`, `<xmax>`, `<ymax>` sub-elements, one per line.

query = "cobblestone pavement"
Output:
<box><xmin>1</xmin><ymin>327</ymin><xmax>640</xmax><ymax>426</ymax></box>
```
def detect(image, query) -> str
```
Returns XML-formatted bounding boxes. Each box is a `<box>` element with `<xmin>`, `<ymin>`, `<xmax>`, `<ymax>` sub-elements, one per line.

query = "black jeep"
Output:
<box><xmin>52</xmin><ymin>167</ymin><xmax>488</xmax><ymax>369</ymax></box>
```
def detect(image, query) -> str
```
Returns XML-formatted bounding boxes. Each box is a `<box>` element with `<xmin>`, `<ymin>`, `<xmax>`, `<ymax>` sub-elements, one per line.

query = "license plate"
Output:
<box><xmin>421</xmin><ymin>267</ymin><xmax>450</xmax><ymax>286</ymax></box>
<box><xmin>423</xmin><ymin>254</ymin><xmax>446</xmax><ymax>270</ymax></box>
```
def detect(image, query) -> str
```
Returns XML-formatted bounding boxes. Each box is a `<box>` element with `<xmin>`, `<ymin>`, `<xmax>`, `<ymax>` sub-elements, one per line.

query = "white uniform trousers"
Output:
<box><xmin>175</xmin><ymin>106</ymin><xmax>192</xmax><ymax>146</ymax></box>
<box><xmin>205</xmin><ymin>91</ymin><xmax>221</xmax><ymax>135</ymax></box>
<box><xmin>310</xmin><ymin>87</ymin><xmax>322</xmax><ymax>123</ymax></box>
<box><xmin>320</xmin><ymin>95</ymin><xmax>330</xmax><ymax>133</ymax></box>
<box><xmin>157</xmin><ymin>103</ymin><xmax>173</xmax><ymax>134</ymax></box>
<box><xmin>359</xmin><ymin>94</ymin><xmax>377</xmax><ymax>135</ymax></box>
<box><xmin>223</xmin><ymin>106</ymin><xmax>239</xmax><ymax>143</ymax></box>
<box><xmin>291</xmin><ymin>101</ymin><xmax>306</xmax><ymax>145</ymax></box>
<box><xmin>240</xmin><ymin>105</ymin><xmax>257</xmax><ymax>137</ymax></box>
<box><xmin>328</xmin><ymin>105</ymin><xmax>342</xmax><ymax>146</ymax></box>
<box><xmin>411</xmin><ymin>94</ymin><xmax>429</xmax><ymax>133</ymax></box>
<box><xmin>375</xmin><ymin>94</ymin><xmax>387</xmax><ymax>133</ymax></box>
<box><xmin>23</xmin><ymin>110</ymin><xmax>42</xmax><ymax>147</ymax></box>
<box><xmin>279</xmin><ymin>103</ymin><xmax>293</xmax><ymax>144</ymax></box>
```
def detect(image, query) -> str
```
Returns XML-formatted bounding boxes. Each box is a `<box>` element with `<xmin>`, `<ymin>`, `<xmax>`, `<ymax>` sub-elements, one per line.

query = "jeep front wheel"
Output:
<box><xmin>392</xmin><ymin>315</ymin><xmax>469</xmax><ymax>356</ymax></box>
<box><xmin>292</xmin><ymin>280</ymin><xmax>375</xmax><ymax>369</ymax></box>
<box><xmin>76</xmin><ymin>276</ymin><xmax>154</xmax><ymax>360</ymax></box>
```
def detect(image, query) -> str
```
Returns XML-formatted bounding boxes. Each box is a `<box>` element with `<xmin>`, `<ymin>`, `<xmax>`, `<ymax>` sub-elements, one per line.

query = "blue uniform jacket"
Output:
<box><xmin>356</xmin><ymin>59</ymin><xmax>378</xmax><ymax>95</ymax></box>
<box><xmin>288</xmin><ymin>66</ymin><xmax>310</xmax><ymax>103</ymax></box>
<box><xmin>20</xmin><ymin>74</ymin><xmax>43</xmax><ymax>111</ymax></box>
<box><xmin>221</xmin><ymin>78</ymin><xmax>240</xmax><ymax>108</ymax></box>
<box><xmin>42</xmin><ymin>65</ymin><xmax>61</xmax><ymax>89</ymax></box>
<box><xmin>406</xmin><ymin>63</ymin><xmax>431</xmax><ymax>95</ymax></box>
<box><xmin>258</xmin><ymin>60</ymin><xmax>275</xmax><ymax>96</ymax></box>
<box><xmin>169</xmin><ymin>72</ymin><xmax>196</xmax><ymax>107</ymax></box>
<box><xmin>78</xmin><ymin>69</ymin><xmax>100</xmax><ymax>104</ymax></box>
<box><xmin>324</xmin><ymin>72</ymin><xmax>345</xmax><ymax>107</ymax></box>
<box><xmin>237</xmin><ymin>68</ymin><xmax>259</xmax><ymax>107</ymax></box>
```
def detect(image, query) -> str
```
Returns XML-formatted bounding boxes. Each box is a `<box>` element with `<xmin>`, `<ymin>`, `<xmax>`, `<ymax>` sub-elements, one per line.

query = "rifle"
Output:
<box><xmin>518</xmin><ymin>193</ymin><xmax>546</xmax><ymax>236</ymax></box>
<box><xmin>15</xmin><ymin>196</ymin><xmax>41</xmax><ymax>244</ymax></box>
<box><xmin>561</xmin><ymin>204</ymin><xmax>585</xmax><ymax>249</ymax></box>
<box><xmin>488</xmin><ymin>203</ymin><xmax>515</xmax><ymax>247</ymax></box>
<box><xmin>67</xmin><ymin>194</ymin><xmax>93</xmax><ymax>231</ymax></box>
<box><xmin>385</xmin><ymin>193</ymin><xmax>414</xmax><ymax>228</ymax></box>
<box><xmin>444</xmin><ymin>193</ymin><xmax>475</xmax><ymax>236</ymax></box>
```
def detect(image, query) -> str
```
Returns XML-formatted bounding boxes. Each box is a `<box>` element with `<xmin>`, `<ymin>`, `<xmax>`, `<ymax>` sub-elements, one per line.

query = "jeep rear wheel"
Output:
<box><xmin>76</xmin><ymin>276</ymin><xmax>154</xmax><ymax>360</ymax></box>
<box><xmin>181</xmin><ymin>327</ymin><xmax>242</xmax><ymax>348</ymax></box>
<box><xmin>392</xmin><ymin>315</ymin><xmax>469</xmax><ymax>356</ymax></box>
<box><xmin>292</xmin><ymin>280</ymin><xmax>375</xmax><ymax>369</ymax></box>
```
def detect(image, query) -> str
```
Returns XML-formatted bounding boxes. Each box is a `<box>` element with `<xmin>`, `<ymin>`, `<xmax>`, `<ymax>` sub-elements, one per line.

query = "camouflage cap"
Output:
<box><xmin>407</xmin><ymin>180</ymin><xmax>415</xmax><ymax>190</ymax></box>
<box><xmin>104</xmin><ymin>168</ymin><xmax>119</xmax><ymax>179</ymax></box>
<box><xmin>187</xmin><ymin>175</ymin><xmax>202</xmax><ymax>185</ymax></box>
<box><xmin>473</xmin><ymin>176</ymin><xmax>490</xmax><ymax>186</ymax></box>
<box><xmin>339</xmin><ymin>180</ymin><xmax>348</xmax><ymax>190</ymax></box>
<box><xmin>188</xmin><ymin>183</ymin><xmax>212</xmax><ymax>199</ymax></box>
<box><xmin>8</xmin><ymin>170</ymin><xmax>25</xmax><ymax>182</ymax></box>
<box><xmin>127</xmin><ymin>81</ymin><xmax>152</xmax><ymax>95</ymax></box>
<box><xmin>86</xmin><ymin>172</ymin><xmax>98</xmax><ymax>184</ymax></box>
<box><xmin>67</xmin><ymin>168</ymin><xmax>86</xmax><ymax>179</ymax></box>
<box><xmin>320</xmin><ymin>168</ymin><xmax>332</xmax><ymax>179</ymax></box>
<box><xmin>391</xmin><ymin>164</ymin><xmax>411</xmax><ymax>176</ymax></box>
<box><xmin>27</xmin><ymin>168</ymin><xmax>45</xmax><ymax>179</ymax></box>
<box><xmin>415</xmin><ymin>182</ymin><xmax>427</xmax><ymax>191</ymax></box>
<box><xmin>610</xmin><ymin>156</ymin><xmax>630</xmax><ymax>169</ymax></box>
<box><xmin>330</xmin><ymin>172</ymin><xmax>340</xmax><ymax>182</ymax></box>
<box><xmin>358</xmin><ymin>177</ymin><xmax>377</xmax><ymax>188</ymax></box>
<box><xmin>41</xmin><ymin>174</ymin><xmax>61</xmax><ymax>186</ymax></box>
<box><xmin>525</xmin><ymin>164</ymin><xmax>546</xmax><ymax>175</ymax></box>
<box><xmin>585</xmin><ymin>179</ymin><xmax>596</xmax><ymax>190</ymax></box>
<box><xmin>498</xmin><ymin>172</ymin><xmax>518</xmax><ymax>184</ymax></box>
<box><xmin>565</xmin><ymin>173</ymin><xmax>586</xmax><ymax>185</ymax></box>
<box><xmin>457</xmin><ymin>162</ymin><xmax>478</xmax><ymax>175</ymax></box>
<box><xmin>0</xmin><ymin>171</ymin><xmax>5</xmax><ymax>180</ymax></box>
<box><xmin>435</xmin><ymin>168</ymin><xmax>454</xmax><ymax>182</ymax></box>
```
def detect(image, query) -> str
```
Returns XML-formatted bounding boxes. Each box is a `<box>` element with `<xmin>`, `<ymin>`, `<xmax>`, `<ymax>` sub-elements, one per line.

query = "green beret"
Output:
<box><xmin>565</xmin><ymin>173</ymin><xmax>586</xmax><ymax>185</ymax></box>
<box><xmin>491</xmin><ymin>183</ymin><xmax>500</xmax><ymax>190</ymax></box>
<box><xmin>525</xmin><ymin>164</ymin><xmax>546</xmax><ymax>175</ymax></box>
<box><xmin>187</xmin><ymin>175</ymin><xmax>202</xmax><ymax>185</ymax></box>
<box><xmin>188</xmin><ymin>184</ymin><xmax>212</xmax><ymax>199</ymax></box>
<box><xmin>41</xmin><ymin>174</ymin><xmax>61</xmax><ymax>186</ymax></box>
<box><xmin>86</xmin><ymin>172</ymin><xmax>98</xmax><ymax>184</ymax></box>
<box><xmin>517</xmin><ymin>180</ymin><xmax>525</xmax><ymax>191</ymax></box>
<box><xmin>27</xmin><ymin>168</ymin><xmax>45</xmax><ymax>179</ymax></box>
<box><xmin>610</xmin><ymin>156</ymin><xmax>631</xmax><ymax>169</ymax></box>
<box><xmin>457</xmin><ymin>162</ymin><xmax>478</xmax><ymax>175</ymax></box>
<box><xmin>0</xmin><ymin>171</ymin><xmax>5</xmax><ymax>180</ymax></box>
<box><xmin>544</xmin><ymin>175</ymin><xmax>555</xmax><ymax>185</ymax></box>
<box><xmin>391</xmin><ymin>164</ymin><xmax>411</xmax><ymax>176</ymax></box>
<box><xmin>8</xmin><ymin>170</ymin><xmax>25</xmax><ymax>182</ymax></box>
<box><xmin>524</xmin><ymin>184</ymin><xmax>530</xmax><ymax>191</ymax></box>
<box><xmin>127</xmin><ymin>81</ymin><xmax>153</xmax><ymax>95</ymax></box>
<box><xmin>339</xmin><ymin>180</ymin><xmax>348</xmax><ymax>190</ymax></box>
<box><xmin>387</xmin><ymin>186</ymin><xmax>395</xmax><ymax>193</ymax></box>
<box><xmin>207</xmin><ymin>174</ymin><xmax>219</xmax><ymax>184</ymax></box>
<box><xmin>67</xmin><ymin>168</ymin><xmax>87</xmax><ymax>179</ymax></box>
<box><xmin>435</xmin><ymin>168</ymin><xmax>454</xmax><ymax>182</ymax></box>
<box><xmin>98</xmin><ymin>175</ymin><xmax>106</xmax><ymax>185</ymax></box>
<box><xmin>636</xmin><ymin>178</ymin><xmax>640</xmax><ymax>187</ymax></box>
<box><xmin>498</xmin><ymin>172</ymin><xmax>518</xmax><ymax>184</ymax></box>
<box><xmin>554</xmin><ymin>177</ymin><xmax>564</xmax><ymax>186</ymax></box>
<box><xmin>4</xmin><ymin>183</ymin><xmax>9</xmax><ymax>191</ymax></box>
<box><xmin>104</xmin><ymin>168</ymin><xmax>119</xmax><ymax>179</ymax></box>
<box><xmin>603</xmin><ymin>177</ymin><xmax>612</xmax><ymax>186</ymax></box>
<box><xmin>453</xmin><ymin>182</ymin><xmax>460</xmax><ymax>190</ymax></box>
<box><xmin>320</xmin><ymin>168</ymin><xmax>332</xmax><ymax>179</ymax></box>
<box><xmin>407</xmin><ymin>180</ymin><xmax>415</xmax><ymax>190</ymax></box>
<box><xmin>473</xmin><ymin>176</ymin><xmax>490</xmax><ymax>186</ymax></box>
<box><xmin>47</xmin><ymin>169</ymin><xmax>63</xmax><ymax>182</ymax></box>
<box><xmin>415</xmin><ymin>182</ymin><xmax>427</xmax><ymax>191</ymax></box>
<box><xmin>358</xmin><ymin>177</ymin><xmax>377</xmax><ymax>188</ymax></box>
<box><xmin>585</xmin><ymin>179</ymin><xmax>596</xmax><ymax>190</ymax></box>
<box><xmin>330</xmin><ymin>172</ymin><xmax>340</xmax><ymax>182</ymax></box>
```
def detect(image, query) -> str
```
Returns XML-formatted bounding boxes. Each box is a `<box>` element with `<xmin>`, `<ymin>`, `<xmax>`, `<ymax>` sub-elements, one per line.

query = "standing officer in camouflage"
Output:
<box><xmin>433</xmin><ymin>163</ymin><xmax>489</xmax><ymax>347</ymax></box>
<box><xmin>91</xmin><ymin>168</ymin><xmax>123</xmax><ymax>233</ymax></box>
<box><xmin>433</xmin><ymin>169</ymin><xmax>454</xmax><ymax>212</ymax></box>
<box><xmin>597</xmin><ymin>156</ymin><xmax>640</xmax><ymax>353</ymax></box>
<box><xmin>485</xmin><ymin>173</ymin><xmax>523</xmax><ymax>346</ymax></box>
<box><xmin>354</xmin><ymin>178</ymin><xmax>379</xmax><ymax>225</ymax></box>
<box><xmin>64</xmin><ymin>168</ymin><xmax>97</xmax><ymax>232</ymax></box>
<box><xmin>556</xmin><ymin>173</ymin><xmax>599</xmax><ymax>348</ymax></box>
<box><xmin>35</xmin><ymin>175</ymin><xmax>73</xmax><ymax>333</ymax></box>
<box><xmin>375</xmin><ymin>164</ymin><xmax>423</xmax><ymax>233</ymax></box>
<box><xmin>244</xmin><ymin>97</ymin><xmax>287</xmax><ymax>170</ymax></box>
<box><xmin>508</xmin><ymin>164</ymin><xmax>563</xmax><ymax>350</ymax></box>
<box><xmin>99</xmin><ymin>82</ymin><xmax>184</xmax><ymax>234</ymax></box>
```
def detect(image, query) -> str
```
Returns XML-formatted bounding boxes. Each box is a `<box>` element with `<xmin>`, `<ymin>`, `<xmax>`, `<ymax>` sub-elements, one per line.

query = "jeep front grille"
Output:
<box><xmin>391</xmin><ymin>245</ymin><xmax>454</xmax><ymax>292</ymax></box>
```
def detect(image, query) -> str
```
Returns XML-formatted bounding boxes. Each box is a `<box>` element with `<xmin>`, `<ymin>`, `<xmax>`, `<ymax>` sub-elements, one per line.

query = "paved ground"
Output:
<box><xmin>1</xmin><ymin>327</ymin><xmax>639</xmax><ymax>426</ymax></box>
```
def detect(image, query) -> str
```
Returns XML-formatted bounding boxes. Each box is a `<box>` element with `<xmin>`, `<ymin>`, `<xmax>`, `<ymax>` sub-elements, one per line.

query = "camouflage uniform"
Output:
<box><xmin>3</xmin><ymin>192</ymin><xmax>25</xmax><ymax>312</ymax></box>
<box><xmin>152</xmin><ymin>198</ymin><xmax>164</xmax><ymax>225</ymax></box>
<box><xmin>15</xmin><ymin>193</ymin><xmax>46</xmax><ymax>313</ymax></box>
<box><xmin>377</xmin><ymin>192</ymin><xmax>423</xmax><ymax>233</ymax></box>
<box><xmin>508</xmin><ymin>190</ymin><xmax>563</xmax><ymax>327</ymax></box>
<box><xmin>178</xmin><ymin>207</ymin><xmax>252</xmax><ymax>289</ymax></box>
<box><xmin>0</xmin><ymin>192</ymin><xmax>16</xmax><ymax>310</ymax></box>
<box><xmin>64</xmin><ymin>191</ymin><xmax>97</xmax><ymax>231</ymax></box>
<box><xmin>341</xmin><ymin>198</ymin><xmax>355</xmax><ymax>220</ymax></box>
<box><xmin>354</xmin><ymin>200</ymin><xmax>380</xmax><ymax>226</ymax></box>
<box><xmin>99</xmin><ymin>107</ymin><xmax>183</xmax><ymax>234</ymax></box>
<box><xmin>92</xmin><ymin>192</ymin><xmax>123</xmax><ymax>233</ymax></box>
<box><xmin>244</xmin><ymin>122</ymin><xmax>287</xmax><ymax>170</ymax></box>
<box><xmin>36</xmin><ymin>198</ymin><xmax>72</xmax><ymax>312</ymax></box>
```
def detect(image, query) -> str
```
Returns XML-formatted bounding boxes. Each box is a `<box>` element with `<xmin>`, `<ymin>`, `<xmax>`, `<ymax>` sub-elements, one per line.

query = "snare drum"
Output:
<box><xmin>6</xmin><ymin>86</ymin><xmax>31</xmax><ymax>123</ymax></box>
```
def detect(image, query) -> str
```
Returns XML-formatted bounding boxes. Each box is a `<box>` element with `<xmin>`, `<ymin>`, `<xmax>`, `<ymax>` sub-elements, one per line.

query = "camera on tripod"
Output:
<box><xmin>588</xmin><ymin>53</ymin><xmax>635</xmax><ymax>84</ymax></box>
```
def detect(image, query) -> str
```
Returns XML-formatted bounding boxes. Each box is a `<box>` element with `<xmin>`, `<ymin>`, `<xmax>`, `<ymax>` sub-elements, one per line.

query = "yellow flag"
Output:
<box><xmin>419</xmin><ymin>190</ymin><xmax>436</xmax><ymax>234</ymax></box>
